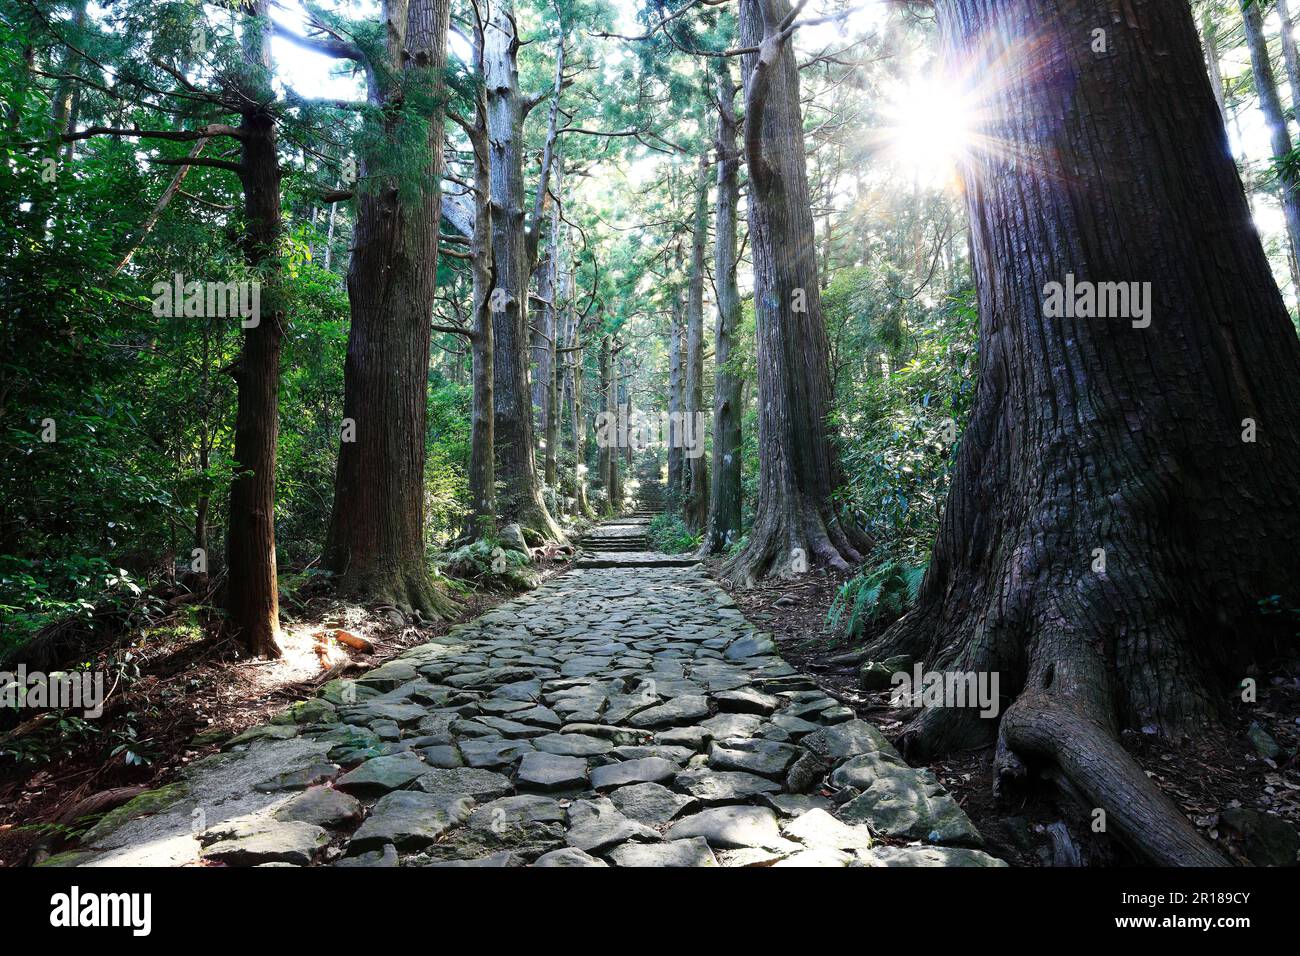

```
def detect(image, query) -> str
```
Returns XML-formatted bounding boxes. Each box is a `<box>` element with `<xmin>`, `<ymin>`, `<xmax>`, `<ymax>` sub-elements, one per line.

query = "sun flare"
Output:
<box><xmin>879</xmin><ymin>77</ymin><xmax>978</xmax><ymax>187</ymax></box>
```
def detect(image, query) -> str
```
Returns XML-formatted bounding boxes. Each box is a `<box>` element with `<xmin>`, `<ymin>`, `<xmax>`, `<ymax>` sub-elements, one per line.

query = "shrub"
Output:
<box><xmin>647</xmin><ymin>514</ymin><xmax>699</xmax><ymax>554</ymax></box>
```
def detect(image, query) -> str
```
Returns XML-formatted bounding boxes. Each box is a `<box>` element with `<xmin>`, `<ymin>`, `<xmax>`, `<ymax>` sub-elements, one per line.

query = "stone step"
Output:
<box><xmin>574</xmin><ymin>555</ymin><xmax>700</xmax><ymax>568</ymax></box>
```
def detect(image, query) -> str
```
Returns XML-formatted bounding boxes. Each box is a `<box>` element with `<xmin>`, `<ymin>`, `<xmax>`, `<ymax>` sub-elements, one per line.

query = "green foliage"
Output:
<box><xmin>827</xmin><ymin>559</ymin><xmax>926</xmax><ymax>640</ymax></box>
<box><xmin>437</xmin><ymin>538</ymin><xmax>534</xmax><ymax>592</ymax></box>
<box><xmin>647</xmin><ymin>514</ymin><xmax>700</xmax><ymax>554</ymax></box>
<box><xmin>835</xmin><ymin>291</ymin><xmax>979</xmax><ymax>563</ymax></box>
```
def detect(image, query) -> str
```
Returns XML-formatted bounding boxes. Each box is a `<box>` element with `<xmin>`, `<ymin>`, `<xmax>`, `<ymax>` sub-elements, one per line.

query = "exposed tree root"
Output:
<box><xmin>513</xmin><ymin>499</ymin><xmax>569</xmax><ymax>548</ymax></box>
<box><xmin>333</xmin><ymin>563</ymin><xmax>458</xmax><ymax>622</ymax></box>
<box><xmin>996</xmin><ymin>694</ymin><xmax>1228</xmax><ymax>867</ymax></box>
<box><xmin>720</xmin><ymin>493</ymin><xmax>866</xmax><ymax>585</ymax></box>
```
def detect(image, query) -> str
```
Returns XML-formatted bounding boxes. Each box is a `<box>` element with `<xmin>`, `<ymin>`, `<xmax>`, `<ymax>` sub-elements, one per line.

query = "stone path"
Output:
<box><xmin>53</xmin><ymin>526</ymin><xmax>1005</xmax><ymax>868</ymax></box>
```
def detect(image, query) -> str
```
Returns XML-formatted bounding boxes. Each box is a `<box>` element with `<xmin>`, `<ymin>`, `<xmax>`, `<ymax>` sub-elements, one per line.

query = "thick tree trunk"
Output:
<box><xmin>721</xmin><ymin>0</ymin><xmax>866</xmax><ymax>582</ymax></box>
<box><xmin>324</xmin><ymin>0</ymin><xmax>457</xmax><ymax>619</ymax></box>
<box><xmin>684</xmin><ymin>151</ymin><xmax>710</xmax><ymax>532</ymax></box>
<box><xmin>702</xmin><ymin>59</ymin><xmax>744</xmax><ymax>555</ymax></box>
<box><xmin>872</xmin><ymin>0</ymin><xmax>1300</xmax><ymax>867</ymax></box>
<box><xmin>485</xmin><ymin>1</ymin><xmax>564</xmax><ymax>542</ymax></box>
<box><xmin>1241</xmin><ymin>0</ymin><xmax>1300</xmax><ymax>292</ymax></box>
<box><xmin>224</xmin><ymin>2</ymin><xmax>283</xmax><ymax>658</ymax></box>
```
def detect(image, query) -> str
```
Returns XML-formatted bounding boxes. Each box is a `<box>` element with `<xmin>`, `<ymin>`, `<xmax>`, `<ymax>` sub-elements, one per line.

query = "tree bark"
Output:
<box><xmin>684</xmin><ymin>149</ymin><xmax>710</xmax><ymax>532</ymax></box>
<box><xmin>702</xmin><ymin>58</ymin><xmax>744</xmax><ymax>555</ymax></box>
<box><xmin>485</xmin><ymin>0</ymin><xmax>565</xmax><ymax>542</ymax></box>
<box><xmin>323</xmin><ymin>0</ymin><xmax>457</xmax><ymax>618</ymax></box>
<box><xmin>224</xmin><ymin>1</ymin><xmax>284</xmax><ymax>658</ymax></box>
<box><xmin>1200</xmin><ymin>12</ymin><xmax>1230</xmax><ymax>130</ymax></box>
<box><xmin>569</xmin><ymin>316</ymin><xmax>593</xmax><ymax>516</ymax></box>
<box><xmin>1278</xmin><ymin>0</ymin><xmax>1300</xmax><ymax>130</ymax></box>
<box><xmin>666</xmin><ymin>275</ymin><xmax>685</xmax><ymax>504</ymax></box>
<box><xmin>1240</xmin><ymin>0</ymin><xmax>1300</xmax><ymax>292</ymax></box>
<box><xmin>531</xmin><ymin>190</ymin><xmax>563</xmax><ymax>488</ymax></box>
<box><xmin>872</xmin><ymin>0</ymin><xmax>1300</xmax><ymax>867</ymax></box>
<box><xmin>461</xmin><ymin>25</ymin><xmax>495</xmax><ymax>538</ymax></box>
<box><xmin>721</xmin><ymin>0</ymin><xmax>866</xmax><ymax>582</ymax></box>
<box><xmin>544</xmin><ymin>214</ymin><xmax>565</xmax><ymax>490</ymax></box>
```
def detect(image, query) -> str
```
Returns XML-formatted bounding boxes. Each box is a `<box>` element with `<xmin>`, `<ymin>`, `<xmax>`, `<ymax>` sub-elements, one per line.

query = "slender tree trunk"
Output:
<box><xmin>603</xmin><ymin>337</ymin><xmax>623</xmax><ymax>510</ymax></box>
<box><xmin>684</xmin><ymin>150</ymin><xmax>710</xmax><ymax>531</ymax></box>
<box><xmin>324</xmin><ymin>191</ymin><xmax>338</xmax><ymax>271</ymax></box>
<box><xmin>1278</xmin><ymin>0</ymin><xmax>1300</xmax><ymax>129</ymax></box>
<box><xmin>225</xmin><ymin>2</ymin><xmax>283</xmax><ymax>657</ymax></box>
<box><xmin>722</xmin><ymin>0</ymin><xmax>867</xmax><ymax>582</ymax></box>
<box><xmin>51</xmin><ymin>2</ymin><xmax>85</xmax><ymax>165</ymax></box>
<box><xmin>703</xmin><ymin>58</ymin><xmax>744</xmax><ymax>555</ymax></box>
<box><xmin>598</xmin><ymin>334</ymin><xmax>612</xmax><ymax>509</ymax></box>
<box><xmin>532</xmin><ymin>198</ymin><xmax>562</xmax><ymax>488</ymax></box>
<box><xmin>324</xmin><ymin>0</ymin><xmax>457</xmax><ymax>618</ymax></box>
<box><xmin>570</xmin><ymin>320</ymin><xmax>593</xmax><ymax>516</ymax></box>
<box><xmin>485</xmin><ymin>0</ymin><xmax>564</xmax><ymax>542</ymax></box>
<box><xmin>1241</xmin><ymin>0</ymin><xmax>1300</xmax><ymax>292</ymax></box>
<box><xmin>872</xmin><ymin>0</ymin><xmax>1300</xmax><ymax>867</ymax></box>
<box><xmin>666</xmin><ymin>281</ymin><xmax>685</xmax><ymax>503</ymax></box>
<box><xmin>462</xmin><ymin>36</ymin><xmax>495</xmax><ymax>537</ymax></box>
<box><xmin>544</xmin><ymin>250</ymin><xmax>562</xmax><ymax>489</ymax></box>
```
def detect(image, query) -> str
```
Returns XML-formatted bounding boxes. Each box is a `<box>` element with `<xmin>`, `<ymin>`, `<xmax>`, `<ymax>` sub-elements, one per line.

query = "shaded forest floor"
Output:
<box><xmin>707</xmin><ymin>563</ymin><xmax>1300</xmax><ymax>867</ymax></box>
<box><xmin>0</xmin><ymin>557</ymin><xmax>576</xmax><ymax>866</ymax></box>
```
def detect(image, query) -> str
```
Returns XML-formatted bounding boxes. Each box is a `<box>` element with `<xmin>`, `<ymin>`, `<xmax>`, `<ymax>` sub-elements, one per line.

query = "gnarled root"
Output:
<box><xmin>996</xmin><ymin>693</ymin><xmax>1228</xmax><ymax>867</ymax></box>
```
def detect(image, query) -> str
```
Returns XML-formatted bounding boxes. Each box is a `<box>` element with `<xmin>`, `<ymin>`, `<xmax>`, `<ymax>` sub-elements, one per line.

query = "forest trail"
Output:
<box><xmin>53</xmin><ymin>533</ymin><xmax>1004</xmax><ymax>868</ymax></box>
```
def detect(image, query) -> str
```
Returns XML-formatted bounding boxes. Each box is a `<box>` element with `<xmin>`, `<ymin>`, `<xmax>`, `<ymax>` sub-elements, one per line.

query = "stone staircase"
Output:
<box><xmin>632</xmin><ymin>479</ymin><xmax>666</xmax><ymax>519</ymax></box>
<box><xmin>576</xmin><ymin>479</ymin><xmax>697</xmax><ymax>569</ymax></box>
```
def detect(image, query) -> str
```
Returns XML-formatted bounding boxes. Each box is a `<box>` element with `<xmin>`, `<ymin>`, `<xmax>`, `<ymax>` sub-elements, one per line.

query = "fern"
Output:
<box><xmin>828</xmin><ymin>559</ymin><xmax>927</xmax><ymax>639</ymax></box>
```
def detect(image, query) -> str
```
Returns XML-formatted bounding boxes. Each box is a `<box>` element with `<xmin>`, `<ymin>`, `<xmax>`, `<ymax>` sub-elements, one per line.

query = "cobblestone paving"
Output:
<box><xmin>56</xmin><ymin>542</ymin><xmax>1006</xmax><ymax>868</ymax></box>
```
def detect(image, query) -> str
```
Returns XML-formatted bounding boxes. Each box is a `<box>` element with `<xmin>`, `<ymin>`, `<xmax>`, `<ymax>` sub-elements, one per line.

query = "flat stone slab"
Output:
<box><xmin>610</xmin><ymin>782</ymin><xmax>698</xmax><ymax>826</ymax></box>
<box><xmin>708</xmin><ymin>739</ymin><xmax>802</xmax><ymax>779</ymax></box>
<box><xmin>532</xmin><ymin>732</ymin><xmax>614</xmax><ymax>757</ymax></box>
<box><xmin>200</xmin><ymin>820</ymin><xmax>329</xmax><ymax>867</ymax></box>
<box><xmin>864</xmin><ymin>846</ymin><xmax>1008</xmax><ymax>867</ymax></box>
<box><xmin>273</xmin><ymin>787</ymin><xmax>363</xmax><ymax>828</ymax></box>
<box><xmin>565</xmin><ymin>798</ymin><xmax>661</xmax><ymax>854</ymax></box>
<box><xmin>590</xmin><ymin>757</ymin><xmax>679</xmax><ymax>790</ymax></box>
<box><xmin>516</xmin><ymin>751</ymin><xmax>589</xmax><ymax>791</ymax></box>
<box><xmin>350</xmin><ymin>792</ymin><xmax>474</xmax><ymax>851</ymax></box>
<box><xmin>674</xmin><ymin>767</ymin><xmax>782</xmax><ymax>804</ymax></box>
<box><xmin>333</xmin><ymin>752</ymin><xmax>428</xmax><ymax>796</ymax></box>
<box><xmin>665</xmin><ymin>806</ymin><xmax>794</xmax><ymax>851</ymax></box>
<box><xmin>534</xmin><ymin>847</ymin><xmax>609</xmax><ymax>867</ymax></box>
<box><xmin>414</xmin><ymin>767</ymin><xmax>513</xmax><ymax>801</ymax></box>
<box><xmin>627</xmin><ymin>695</ymin><xmax>711</xmax><ymax>729</ymax></box>
<box><xmin>608</xmin><ymin>836</ymin><xmax>719</xmax><ymax>867</ymax></box>
<box><xmin>836</xmin><ymin>764</ymin><xmax>983</xmax><ymax>846</ymax></box>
